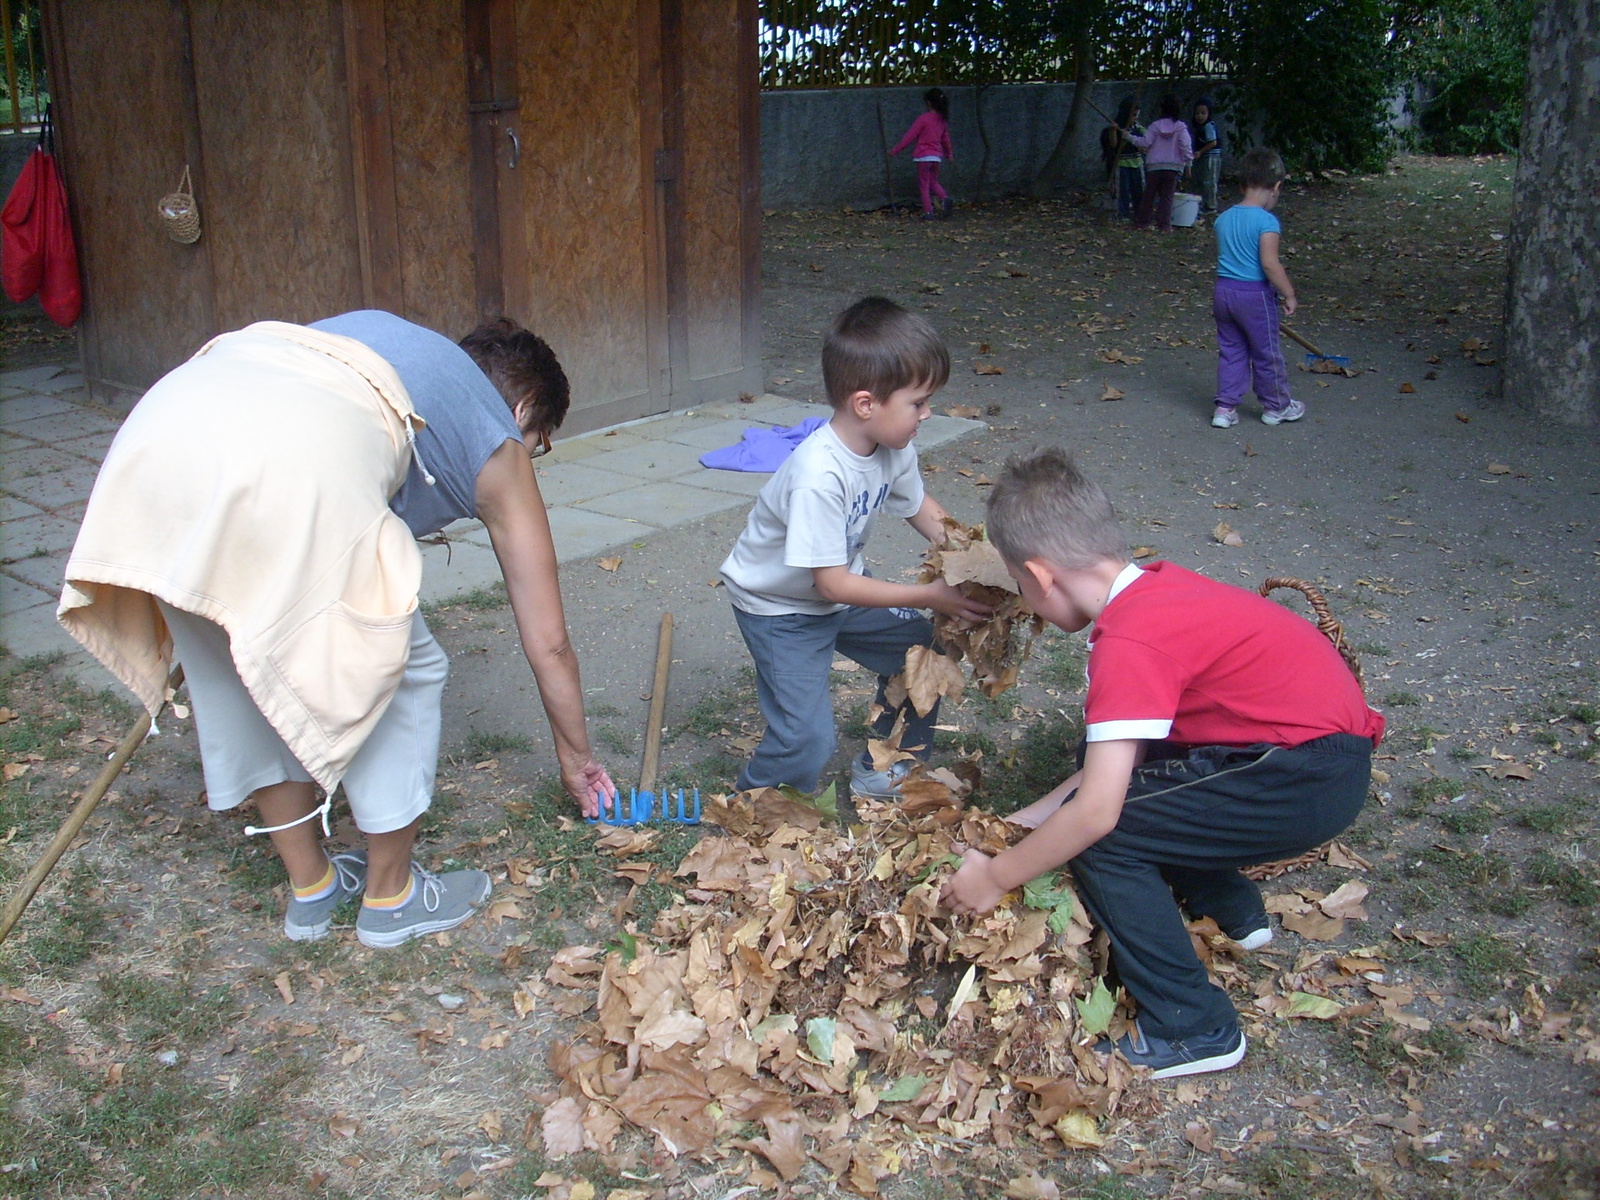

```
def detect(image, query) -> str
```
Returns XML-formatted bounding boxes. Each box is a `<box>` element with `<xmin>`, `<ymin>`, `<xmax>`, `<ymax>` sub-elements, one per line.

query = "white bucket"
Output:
<box><xmin>1170</xmin><ymin>192</ymin><xmax>1201</xmax><ymax>228</ymax></box>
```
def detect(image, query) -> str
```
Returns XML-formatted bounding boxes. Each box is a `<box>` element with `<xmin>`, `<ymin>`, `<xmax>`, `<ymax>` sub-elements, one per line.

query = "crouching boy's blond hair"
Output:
<box><xmin>986</xmin><ymin>447</ymin><xmax>1130</xmax><ymax>571</ymax></box>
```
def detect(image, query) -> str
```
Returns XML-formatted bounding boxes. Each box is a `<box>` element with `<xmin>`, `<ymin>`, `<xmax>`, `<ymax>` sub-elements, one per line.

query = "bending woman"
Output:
<box><xmin>60</xmin><ymin>311</ymin><xmax>613</xmax><ymax>948</ymax></box>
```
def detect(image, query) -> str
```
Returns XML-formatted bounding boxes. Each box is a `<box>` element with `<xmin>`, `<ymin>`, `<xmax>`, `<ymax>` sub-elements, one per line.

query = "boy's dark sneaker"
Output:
<box><xmin>283</xmin><ymin>851</ymin><xmax>367</xmax><ymax>942</ymax></box>
<box><xmin>1227</xmin><ymin>918</ymin><xmax>1273</xmax><ymax>950</ymax></box>
<box><xmin>1097</xmin><ymin>1021</ymin><xmax>1246</xmax><ymax>1079</ymax></box>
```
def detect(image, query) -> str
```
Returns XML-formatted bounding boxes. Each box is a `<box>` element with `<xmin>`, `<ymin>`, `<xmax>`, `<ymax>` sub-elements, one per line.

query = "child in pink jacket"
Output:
<box><xmin>1127</xmin><ymin>94</ymin><xmax>1193</xmax><ymax>232</ymax></box>
<box><xmin>890</xmin><ymin>88</ymin><xmax>954</xmax><ymax>220</ymax></box>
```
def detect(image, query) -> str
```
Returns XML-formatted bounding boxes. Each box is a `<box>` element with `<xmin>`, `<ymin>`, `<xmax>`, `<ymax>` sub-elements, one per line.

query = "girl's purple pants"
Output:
<box><xmin>1212</xmin><ymin>278</ymin><xmax>1294</xmax><ymax>413</ymax></box>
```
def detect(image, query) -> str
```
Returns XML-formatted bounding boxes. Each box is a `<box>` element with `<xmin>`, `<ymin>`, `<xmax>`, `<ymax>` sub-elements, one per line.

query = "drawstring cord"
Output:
<box><xmin>404</xmin><ymin>414</ymin><xmax>437</xmax><ymax>486</ymax></box>
<box><xmin>244</xmin><ymin>795</ymin><xmax>332</xmax><ymax>839</ymax></box>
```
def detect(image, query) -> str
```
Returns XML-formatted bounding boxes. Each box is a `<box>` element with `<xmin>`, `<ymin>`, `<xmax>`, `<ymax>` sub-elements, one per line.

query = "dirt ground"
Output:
<box><xmin>2</xmin><ymin>156</ymin><xmax>1597</xmax><ymax>1200</ymax></box>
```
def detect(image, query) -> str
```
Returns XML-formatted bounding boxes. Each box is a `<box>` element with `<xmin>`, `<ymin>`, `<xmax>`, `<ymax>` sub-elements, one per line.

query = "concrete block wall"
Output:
<box><xmin>760</xmin><ymin>79</ymin><xmax>1235</xmax><ymax>211</ymax></box>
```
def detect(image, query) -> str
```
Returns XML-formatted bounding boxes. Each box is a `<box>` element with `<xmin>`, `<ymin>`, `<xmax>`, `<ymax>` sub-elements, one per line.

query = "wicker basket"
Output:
<box><xmin>157</xmin><ymin>166</ymin><xmax>201</xmax><ymax>245</ymax></box>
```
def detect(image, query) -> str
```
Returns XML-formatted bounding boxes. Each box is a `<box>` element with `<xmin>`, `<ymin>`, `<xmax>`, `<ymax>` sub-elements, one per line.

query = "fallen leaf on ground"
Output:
<box><xmin>974</xmin><ymin>362</ymin><xmax>1005</xmax><ymax>375</ymax></box>
<box><xmin>1317</xmin><ymin>880</ymin><xmax>1370</xmax><ymax>921</ymax></box>
<box><xmin>274</xmin><ymin>972</ymin><xmax>295</xmax><ymax>1004</ymax></box>
<box><xmin>1098</xmin><ymin>384</ymin><xmax>1124</xmax><ymax>401</ymax></box>
<box><xmin>945</xmin><ymin>405</ymin><xmax>982</xmax><ymax>419</ymax></box>
<box><xmin>1212</xmin><ymin>522</ymin><xmax>1244</xmax><ymax>548</ymax></box>
<box><xmin>328</xmin><ymin>1113</ymin><xmax>359</xmax><ymax>1138</ymax></box>
<box><xmin>1399</xmin><ymin>382</ymin><xmax>1416</xmax><ymax>393</ymax></box>
<box><xmin>1185</xmin><ymin>1120</ymin><xmax>1216</xmax><ymax>1153</ymax></box>
<box><xmin>541</xmin><ymin>1097</ymin><xmax>586</xmax><ymax>1158</ymax></box>
<box><xmin>1286</xmin><ymin>992</ymin><xmax>1344</xmax><ymax>1020</ymax></box>
<box><xmin>1486</xmin><ymin>463</ymin><xmax>1511</xmax><ymax>475</ymax></box>
<box><xmin>597</xmin><ymin>557</ymin><xmax>623</xmax><ymax>572</ymax></box>
<box><xmin>1004</xmin><ymin>1171</ymin><xmax>1061</xmax><ymax>1200</ymax></box>
<box><xmin>1281</xmin><ymin>909</ymin><xmax>1345</xmax><ymax>941</ymax></box>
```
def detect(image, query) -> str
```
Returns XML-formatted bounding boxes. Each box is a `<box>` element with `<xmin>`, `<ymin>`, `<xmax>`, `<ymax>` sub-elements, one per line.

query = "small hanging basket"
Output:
<box><xmin>157</xmin><ymin>165</ymin><xmax>201</xmax><ymax>244</ymax></box>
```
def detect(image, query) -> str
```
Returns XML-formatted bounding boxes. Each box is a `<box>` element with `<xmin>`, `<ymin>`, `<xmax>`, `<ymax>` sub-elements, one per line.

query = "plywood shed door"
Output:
<box><xmin>464</xmin><ymin>0</ymin><xmax>672</xmax><ymax>434</ymax></box>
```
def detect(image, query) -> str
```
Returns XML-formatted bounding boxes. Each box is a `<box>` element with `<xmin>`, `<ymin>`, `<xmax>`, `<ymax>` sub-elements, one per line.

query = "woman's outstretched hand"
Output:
<box><xmin>563</xmin><ymin>758</ymin><xmax>615</xmax><ymax>820</ymax></box>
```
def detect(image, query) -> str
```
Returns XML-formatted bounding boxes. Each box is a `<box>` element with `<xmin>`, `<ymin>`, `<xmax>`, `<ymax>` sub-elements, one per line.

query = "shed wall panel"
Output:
<box><xmin>50</xmin><ymin>0</ymin><xmax>213</xmax><ymax>388</ymax></box>
<box><xmin>513</xmin><ymin>0</ymin><xmax>653</xmax><ymax>418</ymax></box>
<box><xmin>385</xmin><ymin>0</ymin><xmax>477</xmax><ymax>337</ymax></box>
<box><xmin>681</xmin><ymin>0</ymin><xmax>744</xmax><ymax>384</ymax></box>
<box><xmin>187</xmin><ymin>0</ymin><xmax>363</xmax><ymax>329</ymax></box>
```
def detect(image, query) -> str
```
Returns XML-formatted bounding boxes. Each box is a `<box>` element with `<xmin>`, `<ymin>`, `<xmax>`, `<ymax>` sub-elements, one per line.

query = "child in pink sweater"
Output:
<box><xmin>1126</xmin><ymin>94</ymin><xmax>1193</xmax><ymax>232</ymax></box>
<box><xmin>890</xmin><ymin>88</ymin><xmax>954</xmax><ymax>220</ymax></box>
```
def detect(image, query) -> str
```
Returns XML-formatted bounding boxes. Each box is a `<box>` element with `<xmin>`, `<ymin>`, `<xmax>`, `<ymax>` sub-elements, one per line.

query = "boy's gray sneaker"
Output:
<box><xmin>1260</xmin><ymin>399</ymin><xmax>1306</xmax><ymax>425</ymax></box>
<box><xmin>284</xmin><ymin>851</ymin><xmax>367</xmax><ymax>942</ymax></box>
<box><xmin>851</xmin><ymin>755</ymin><xmax>915</xmax><ymax>800</ymax></box>
<box><xmin>355</xmin><ymin>864</ymin><xmax>492</xmax><ymax>949</ymax></box>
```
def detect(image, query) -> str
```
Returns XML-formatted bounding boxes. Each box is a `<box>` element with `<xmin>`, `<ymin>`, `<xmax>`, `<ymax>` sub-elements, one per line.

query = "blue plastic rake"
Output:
<box><xmin>586</xmin><ymin>613</ymin><xmax>702</xmax><ymax>827</ymax></box>
<box><xmin>589</xmin><ymin>787</ymin><xmax>702</xmax><ymax>827</ymax></box>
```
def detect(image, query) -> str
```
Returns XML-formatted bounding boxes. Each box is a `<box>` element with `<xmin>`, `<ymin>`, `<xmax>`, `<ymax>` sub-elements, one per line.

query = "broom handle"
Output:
<box><xmin>0</xmin><ymin>666</ymin><xmax>183</xmax><ymax>946</ymax></box>
<box><xmin>1280</xmin><ymin>323</ymin><xmax>1325</xmax><ymax>357</ymax></box>
<box><xmin>639</xmin><ymin>614</ymin><xmax>673</xmax><ymax>793</ymax></box>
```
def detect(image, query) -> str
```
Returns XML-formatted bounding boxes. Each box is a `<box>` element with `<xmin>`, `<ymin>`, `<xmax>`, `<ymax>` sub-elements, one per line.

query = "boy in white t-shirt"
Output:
<box><xmin>720</xmin><ymin>297</ymin><xmax>990</xmax><ymax>797</ymax></box>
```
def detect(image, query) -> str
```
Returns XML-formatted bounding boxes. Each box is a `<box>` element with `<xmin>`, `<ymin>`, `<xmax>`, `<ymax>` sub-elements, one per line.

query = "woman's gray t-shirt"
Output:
<box><xmin>311</xmin><ymin>310</ymin><xmax>521</xmax><ymax>538</ymax></box>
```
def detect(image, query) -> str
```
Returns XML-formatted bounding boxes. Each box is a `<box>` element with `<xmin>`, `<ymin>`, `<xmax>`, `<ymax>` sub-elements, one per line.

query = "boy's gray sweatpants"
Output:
<box><xmin>733</xmin><ymin>604</ymin><xmax>939</xmax><ymax>793</ymax></box>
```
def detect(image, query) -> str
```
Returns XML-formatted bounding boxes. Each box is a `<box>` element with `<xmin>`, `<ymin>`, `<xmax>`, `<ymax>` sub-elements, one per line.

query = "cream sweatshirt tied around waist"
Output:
<box><xmin>59</xmin><ymin>321</ymin><xmax>428</xmax><ymax>792</ymax></box>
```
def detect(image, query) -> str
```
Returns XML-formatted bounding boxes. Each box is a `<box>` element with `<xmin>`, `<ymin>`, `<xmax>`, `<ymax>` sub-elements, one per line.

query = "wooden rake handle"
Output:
<box><xmin>1280</xmin><ymin>324</ymin><xmax>1326</xmax><ymax>358</ymax></box>
<box><xmin>639</xmin><ymin>614</ymin><xmax>674</xmax><ymax>793</ymax></box>
<box><xmin>0</xmin><ymin>666</ymin><xmax>184</xmax><ymax>946</ymax></box>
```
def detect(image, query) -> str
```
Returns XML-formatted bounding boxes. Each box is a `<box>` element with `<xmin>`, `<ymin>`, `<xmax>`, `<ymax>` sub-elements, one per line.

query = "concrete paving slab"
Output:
<box><xmin>0</xmin><ymin>494</ymin><xmax>46</xmax><ymax>523</ymax></box>
<box><xmin>688</xmin><ymin>469</ymin><xmax>774</xmax><ymax>497</ymax></box>
<box><xmin>0</xmin><ymin>453</ymin><xmax>101</xmax><ymax>510</ymax></box>
<box><xmin>545</xmin><ymin>427</ymin><xmax>647</xmax><ymax>464</ymax></box>
<box><xmin>917</xmin><ymin>414</ymin><xmax>988</xmax><ymax>449</ymax></box>
<box><xmin>749</xmin><ymin>401</ymin><xmax>832</xmax><ymax>427</ymax></box>
<box><xmin>417</xmin><ymin>538</ymin><xmax>507</xmax><ymax>604</ymax></box>
<box><xmin>0</xmin><ymin>570</ymin><xmax>54</xmax><ymax>617</ymax></box>
<box><xmin>52</xmin><ymin>428</ymin><xmax>117</xmax><ymax>462</ymax></box>
<box><xmin>0</xmin><ymin>393</ymin><xmax>78</xmax><ymax>430</ymax></box>
<box><xmin>1</xmin><ymin>408</ymin><xmax>122</xmax><ymax>445</ymax></box>
<box><xmin>32</xmin><ymin>372</ymin><xmax>86</xmax><ymax>394</ymax></box>
<box><xmin>544</xmin><ymin>507</ymin><xmax>647</xmax><ymax>563</ymax></box>
<box><xmin>657</xmin><ymin>417</ymin><xmax>779</xmax><ymax>452</ymax></box>
<box><xmin>0</xmin><ymin>603</ymin><xmax>96</xmax><ymax>669</ymax></box>
<box><xmin>0</xmin><ymin>364</ymin><xmax>65</xmax><ymax>389</ymax></box>
<box><xmin>533</xmin><ymin>459</ymin><xmax>631</xmax><ymax>506</ymax></box>
<box><xmin>0</xmin><ymin>512</ymin><xmax>81</xmax><ymax>558</ymax></box>
<box><xmin>576</xmin><ymin>440</ymin><xmax>708</xmax><ymax>483</ymax></box>
<box><xmin>2</xmin><ymin>551</ymin><xmax>65</xmax><ymax>591</ymax></box>
<box><xmin>575</xmin><ymin>479</ymin><xmax>748</xmax><ymax>528</ymax></box>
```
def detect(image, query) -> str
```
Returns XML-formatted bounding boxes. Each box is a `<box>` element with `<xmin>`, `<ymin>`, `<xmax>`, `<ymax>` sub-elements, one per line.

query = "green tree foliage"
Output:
<box><xmin>1394</xmin><ymin>0</ymin><xmax>1535</xmax><ymax>153</ymax></box>
<box><xmin>1216</xmin><ymin>0</ymin><xmax>1398</xmax><ymax>173</ymax></box>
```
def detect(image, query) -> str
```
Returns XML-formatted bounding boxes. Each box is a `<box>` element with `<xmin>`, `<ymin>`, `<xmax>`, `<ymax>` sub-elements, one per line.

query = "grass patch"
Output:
<box><xmin>421</xmin><ymin>581</ymin><xmax>508</xmax><ymax>614</ymax></box>
<box><xmin>1353</xmin><ymin>640</ymin><xmax>1389</xmax><ymax>656</ymax></box>
<box><xmin>1451</xmin><ymin>932</ymin><xmax>1527</xmax><ymax>998</ymax></box>
<box><xmin>21</xmin><ymin>861</ymin><xmax>114</xmax><ymax>971</ymax></box>
<box><xmin>588</xmin><ymin>702</ymin><xmax>624</xmax><ymax>719</ymax></box>
<box><xmin>1032</xmin><ymin>633</ymin><xmax>1087</xmax><ymax>693</ymax></box>
<box><xmin>89</xmin><ymin>973</ymin><xmax>241</xmax><ymax>1047</ymax></box>
<box><xmin>1437</xmin><ymin>799</ymin><xmax>1496</xmax><ymax>836</ymax></box>
<box><xmin>462</xmin><ymin>727</ymin><xmax>535</xmax><ymax>759</ymax></box>
<box><xmin>595</xmin><ymin>725</ymin><xmax>635</xmax><ymax>757</ymax></box>
<box><xmin>676</xmin><ymin>678</ymin><xmax>757</xmax><ymax>741</ymax></box>
<box><xmin>1399</xmin><ymin>776</ymin><xmax>1461</xmax><ymax>818</ymax></box>
<box><xmin>1384</xmin><ymin>690</ymin><xmax>1421</xmax><ymax>707</ymax></box>
<box><xmin>978</xmin><ymin>714</ymin><xmax>1084</xmax><ymax>817</ymax></box>
<box><xmin>1518</xmin><ymin>798</ymin><xmax>1586</xmax><ymax>835</ymax></box>
<box><xmin>1527</xmin><ymin>849</ymin><xmax>1600</xmax><ymax>906</ymax></box>
<box><xmin>1419</xmin><ymin>1022</ymin><xmax>1469</xmax><ymax>1064</ymax></box>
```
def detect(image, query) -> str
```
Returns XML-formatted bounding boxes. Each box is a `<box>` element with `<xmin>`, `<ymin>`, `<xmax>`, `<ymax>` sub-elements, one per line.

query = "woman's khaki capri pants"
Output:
<box><xmin>158</xmin><ymin>601</ymin><xmax>448</xmax><ymax>834</ymax></box>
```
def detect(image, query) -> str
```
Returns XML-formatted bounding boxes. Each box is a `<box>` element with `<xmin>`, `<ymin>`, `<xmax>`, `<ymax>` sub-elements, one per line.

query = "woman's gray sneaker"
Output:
<box><xmin>355</xmin><ymin>865</ymin><xmax>492</xmax><ymax>948</ymax></box>
<box><xmin>283</xmin><ymin>851</ymin><xmax>367</xmax><ymax>942</ymax></box>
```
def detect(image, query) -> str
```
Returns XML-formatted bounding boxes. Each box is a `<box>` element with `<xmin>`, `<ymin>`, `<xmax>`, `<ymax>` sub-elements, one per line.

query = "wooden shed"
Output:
<box><xmin>39</xmin><ymin>0</ymin><xmax>762</xmax><ymax>434</ymax></box>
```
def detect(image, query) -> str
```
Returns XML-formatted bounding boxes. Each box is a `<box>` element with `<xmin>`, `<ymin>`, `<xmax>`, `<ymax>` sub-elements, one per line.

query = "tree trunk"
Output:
<box><xmin>1029</xmin><ymin>30</ymin><xmax>1095</xmax><ymax>198</ymax></box>
<box><xmin>1502</xmin><ymin>0</ymin><xmax>1599</xmax><ymax>425</ymax></box>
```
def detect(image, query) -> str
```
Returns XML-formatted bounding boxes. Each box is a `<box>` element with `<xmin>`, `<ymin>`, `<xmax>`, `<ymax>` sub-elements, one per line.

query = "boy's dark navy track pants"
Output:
<box><xmin>1069</xmin><ymin>733</ymin><xmax>1372</xmax><ymax>1040</ymax></box>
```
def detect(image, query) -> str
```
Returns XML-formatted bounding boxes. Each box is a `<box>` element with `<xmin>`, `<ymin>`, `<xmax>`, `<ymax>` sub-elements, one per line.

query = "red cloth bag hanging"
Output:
<box><xmin>1</xmin><ymin>147</ymin><xmax>49</xmax><ymax>304</ymax></box>
<box><xmin>1</xmin><ymin>109</ymin><xmax>81</xmax><ymax>328</ymax></box>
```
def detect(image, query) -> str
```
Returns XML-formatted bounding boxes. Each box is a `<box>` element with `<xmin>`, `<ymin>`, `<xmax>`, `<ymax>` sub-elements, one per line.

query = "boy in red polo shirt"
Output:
<box><xmin>942</xmin><ymin>447</ymin><xmax>1383</xmax><ymax>1078</ymax></box>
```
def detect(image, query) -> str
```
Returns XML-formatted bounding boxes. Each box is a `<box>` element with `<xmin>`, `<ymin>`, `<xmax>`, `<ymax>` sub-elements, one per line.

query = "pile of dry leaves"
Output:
<box><xmin>535</xmin><ymin>788</ymin><xmax>1157</xmax><ymax>1193</ymax></box>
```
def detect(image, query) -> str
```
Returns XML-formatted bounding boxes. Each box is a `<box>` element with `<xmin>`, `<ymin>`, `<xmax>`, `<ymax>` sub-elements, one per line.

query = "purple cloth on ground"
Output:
<box><xmin>699</xmin><ymin>415</ymin><xmax>828</xmax><ymax>472</ymax></box>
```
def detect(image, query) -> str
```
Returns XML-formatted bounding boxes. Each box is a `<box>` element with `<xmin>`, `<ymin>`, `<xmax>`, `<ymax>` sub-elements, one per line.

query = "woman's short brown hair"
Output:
<box><xmin>459</xmin><ymin>318</ymin><xmax>571</xmax><ymax>435</ymax></box>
